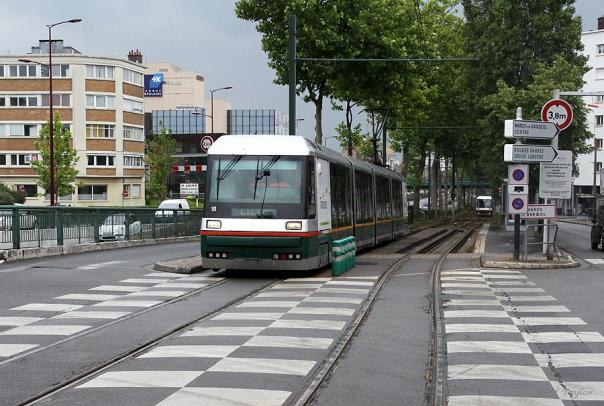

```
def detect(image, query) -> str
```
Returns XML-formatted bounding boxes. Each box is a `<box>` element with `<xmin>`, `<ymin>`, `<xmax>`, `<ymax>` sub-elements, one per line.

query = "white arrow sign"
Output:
<box><xmin>504</xmin><ymin>144</ymin><xmax>559</xmax><ymax>163</ymax></box>
<box><xmin>504</xmin><ymin>120</ymin><xmax>560</xmax><ymax>140</ymax></box>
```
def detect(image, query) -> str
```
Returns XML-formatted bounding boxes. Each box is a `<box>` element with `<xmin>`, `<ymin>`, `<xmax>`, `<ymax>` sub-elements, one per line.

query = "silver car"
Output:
<box><xmin>99</xmin><ymin>214</ymin><xmax>141</xmax><ymax>241</ymax></box>
<box><xmin>0</xmin><ymin>206</ymin><xmax>36</xmax><ymax>230</ymax></box>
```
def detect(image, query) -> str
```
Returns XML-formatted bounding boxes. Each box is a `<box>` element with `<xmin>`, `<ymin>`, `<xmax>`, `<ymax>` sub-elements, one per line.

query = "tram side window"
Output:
<box><xmin>392</xmin><ymin>180</ymin><xmax>403</xmax><ymax>218</ymax></box>
<box><xmin>330</xmin><ymin>163</ymin><xmax>352</xmax><ymax>228</ymax></box>
<box><xmin>308</xmin><ymin>159</ymin><xmax>316</xmax><ymax>218</ymax></box>
<box><xmin>354</xmin><ymin>170</ymin><xmax>373</xmax><ymax>224</ymax></box>
<box><xmin>375</xmin><ymin>176</ymin><xmax>391</xmax><ymax>220</ymax></box>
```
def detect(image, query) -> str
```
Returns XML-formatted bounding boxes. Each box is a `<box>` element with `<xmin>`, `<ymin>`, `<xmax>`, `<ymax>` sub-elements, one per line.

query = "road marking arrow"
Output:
<box><xmin>504</xmin><ymin>120</ymin><xmax>560</xmax><ymax>140</ymax></box>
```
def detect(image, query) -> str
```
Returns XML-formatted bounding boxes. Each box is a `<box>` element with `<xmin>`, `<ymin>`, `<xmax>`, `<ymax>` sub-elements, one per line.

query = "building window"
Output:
<box><xmin>41</xmin><ymin>94</ymin><xmax>70</xmax><ymax>107</ymax></box>
<box><xmin>123</xmin><ymin>69</ymin><xmax>143</xmax><ymax>86</ymax></box>
<box><xmin>16</xmin><ymin>184</ymin><xmax>37</xmax><ymax>198</ymax></box>
<box><xmin>597</xmin><ymin>139</ymin><xmax>603</xmax><ymax>150</ymax></box>
<box><xmin>123</xmin><ymin>155</ymin><xmax>144</xmax><ymax>167</ymax></box>
<box><xmin>9</xmin><ymin>65</ymin><xmax>37</xmax><ymax>78</ymax></box>
<box><xmin>10</xmin><ymin>153</ymin><xmax>35</xmax><ymax>166</ymax></box>
<box><xmin>598</xmin><ymin>44</ymin><xmax>604</xmax><ymax>55</ymax></box>
<box><xmin>123</xmin><ymin>184</ymin><xmax>141</xmax><ymax>199</ymax></box>
<box><xmin>41</xmin><ymin>64</ymin><xmax>70</xmax><ymax>78</ymax></box>
<box><xmin>0</xmin><ymin>155</ymin><xmax>6</xmax><ymax>165</ymax></box>
<box><xmin>86</xmin><ymin>95</ymin><xmax>115</xmax><ymax>109</ymax></box>
<box><xmin>597</xmin><ymin>115</ymin><xmax>604</xmax><ymax>127</ymax></box>
<box><xmin>85</xmin><ymin>65</ymin><xmax>114</xmax><ymax>79</ymax></box>
<box><xmin>9</xmin><ymin>124</ymin><xmax>39</xmax><ymax>137</ymax></box>
<box><xmin>123</xmin><ymin>125</ymin><xmax>144</xmax><ymax>141</ymax></box>
<box><xmin>597</xmin><ymin>68</ymin><xmax>604</xmax><ymax>80</ymax></box>
<box><xmin>87</xmin><ymin>154</ymin><xmax>115</xmax><ymax>167</ymax></box>
<box><xmin>596</xmin><ymin>95</ymin><xmax>604</xmax><ymax>104</ymax></box>
<box><xmin>7</xmin><ymin>95</ymin><xmax>41</xmax><ymax>108</ymax></box>
<box><xmin>0</xmin><ymin>66</ymin><xmax>4</xmax><ymax>77</ymax></box>
<box><xmin>86</xmin><ymin>124</ymin><xmax>115</xmax><ymax>139</ymax></box>
<box><xmin>123</xmin><ymin>98</ymin><xmax>143</xmax><ymax>113</ymax></box>
<box><xmin>78</xmin><ymin>185</ymin><xmax>107</xmax><ymax>201</ymax></box>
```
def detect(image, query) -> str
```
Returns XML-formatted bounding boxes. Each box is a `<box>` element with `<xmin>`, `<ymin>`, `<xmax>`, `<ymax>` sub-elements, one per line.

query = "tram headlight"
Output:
<box><xmin>285</xmin><ymin>221</ymin><xmax>302</xmax><ymax>230</ymax></box>
<box><xmin>206</xmin><ymin>220</ymin><xmax>222</xmax><ymax>229</ymax></box>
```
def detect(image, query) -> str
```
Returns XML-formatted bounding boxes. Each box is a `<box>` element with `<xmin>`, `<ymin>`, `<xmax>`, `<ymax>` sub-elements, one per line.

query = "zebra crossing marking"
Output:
<box><xmin>448</xmin><ymin>364</ymin><xmax>548</xmax><ymax>381</ymax></box>
<box><xmin>77</xmin><ymin>370</ymin><xmax>203</xmax><ymax>388</ymax></box>
<box><xmin>447</xmin><ymin>340</ymin><xmax>532</xmax><ymax>354</ymax></box>
<box><xmin>52</xmin><ymin>311</ymin><xmax>130</xmax><ymax>320</ymax></box>
<box><xmin>0</xmin><ymin>344</ymin><xmax>38</xmax><ymax>357</ymax></box>
<box><xmin>139</xmin><ymin>345</ymin><xmax>239</xmax><ymax>359</ymax></box>
<box><xmin>522</xmin><ymin>331</ymin><xmax>604</xmax><ymax>343</ymax></box>
<box><xmin>243</xmin><ymin>335</ymin><xmax>333</xmax><ymax>349</ymax></box>
<box><xmin>207</xmin><ymin>357</ymin><xmax>316</xmax><ymax>376</ymax></box>
<box><xmin>0</xmin><ymin>317</ymin><xmax>43</xmax><ymax>326</ymax></box>
<box><xmin>10</xmin><ymin>303</ymin><xmax>83</xmax><ymax>312</ymax></box>
<box><xmin>445</xmin><ymin>324</ymin><xmax>519</xmax><ymax>333</ymax></box>
<box><xmin>155</xmin><ymin>387</ymin><xmax>292</xmax><ymax>406</ymax></box>
<box><xmin>0</xmin><ymin>325</ymin><xmax>91</xmax><ymax>336</ymax></box>
<box><xmin>448</xmin><ymin>396</ymin><xmax>563</xmax><ymax>406</ymax></box>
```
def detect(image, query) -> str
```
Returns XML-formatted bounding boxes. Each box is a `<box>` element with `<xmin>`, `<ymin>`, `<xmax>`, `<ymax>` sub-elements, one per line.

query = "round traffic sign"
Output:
<box><xmin>512</xmin><ymin>197</ymin><xmax>525</xmax><ymax>210</ymax></box>
<box><xmin>512</xmin><ymin>169</ymin><xmax>525</xmax><ymax>182</ymax></box>
<box><xmin>122</xmin><ymin>190</ymin><xmax>129</xmax><ymax>198</ymax></box>
<box><xmin>541</xmin><ymin>99</ymin><xmax>573</xmax><ymax>130</ymax></box>
<box><xmin>200</xmin><ymin>136</ymin><xmax>213</xmax><ymax>152</ymax></box>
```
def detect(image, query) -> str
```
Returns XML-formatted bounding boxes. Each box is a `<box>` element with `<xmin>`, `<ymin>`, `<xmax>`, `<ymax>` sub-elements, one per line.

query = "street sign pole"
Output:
<box><xmin>514</xmin><ymin>108</ymin><xmax>522</xmax><ymax>260</ymax></box>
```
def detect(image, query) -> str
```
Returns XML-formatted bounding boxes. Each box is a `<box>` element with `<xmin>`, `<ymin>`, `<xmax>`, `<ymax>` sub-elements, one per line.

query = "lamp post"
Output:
<box><xmin>209</xmin><ymin>86</ymin><xmax>232</xmax><ymax>134</ymax></box>
<box><xmin>20</xmin><ymin>18</ymin><xmax>81</xmax><ymax>206</ymax></box>
<box><xmin>323</xmin><ymin>135</ymin><xmax>337</xmax><ymax>146</ymax></box>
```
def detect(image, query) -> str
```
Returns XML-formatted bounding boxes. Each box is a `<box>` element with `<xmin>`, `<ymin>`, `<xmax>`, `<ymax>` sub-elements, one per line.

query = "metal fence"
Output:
<box><xmin>0</xmin><ymin>206</ymin><xmax>203</xmax><ymax>250</ymax></box>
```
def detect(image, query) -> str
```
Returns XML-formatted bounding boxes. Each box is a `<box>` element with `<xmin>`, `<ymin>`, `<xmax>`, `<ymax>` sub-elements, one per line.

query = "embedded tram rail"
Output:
<box><xmin>13</xmin><ymin>218</ymin><xmax>482</xmax><ymax>406</ymax></box>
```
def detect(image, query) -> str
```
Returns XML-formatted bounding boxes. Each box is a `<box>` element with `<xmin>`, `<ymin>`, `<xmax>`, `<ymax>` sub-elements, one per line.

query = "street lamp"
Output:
<box><xmin>209</xmin><ymin>86</ymin><xmax>232</xmax><ymax>134</ymax></box>
<box><xmin>323</xmin><ymin>135</ymin><xmax>337</xmax><ymax>146</ymax></box>
<box><xmin>20</xmin><ymin>18</ymin><xmax>81</xmax><ymax>206</ymax></box>
<box><xmin>191</xmin><ymin>109</ymin><xmax>212</xmax><ymax>133</ymax></box>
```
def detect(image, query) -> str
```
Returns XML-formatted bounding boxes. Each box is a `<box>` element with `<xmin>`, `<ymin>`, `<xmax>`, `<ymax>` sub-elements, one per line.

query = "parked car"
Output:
<box><xmin>154</xmin><ymin>199</ymin><xmax>190</xmax><ymax>222</ymax></box>
<box><xmin>99</xmin><ymin>214</ymin><xmax>141</xmax><ymax>241</ymax></box>
<box><xmin>0</xmin><ymin>204</ymin><xmax>36</xmax><ymax>230</ymax></box>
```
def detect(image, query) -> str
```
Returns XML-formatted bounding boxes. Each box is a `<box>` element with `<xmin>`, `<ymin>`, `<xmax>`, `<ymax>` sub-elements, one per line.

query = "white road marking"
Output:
<box><xmin>535</xmin><ymin>353</ymin><xmax>604</xmax><ymax>368</ymax></box>
<box><xmin>143</xmin><ymin>272</ymin><xmax>184</xmax><ymax>278</ymax></box>
<box><xmin>481</xmin><ymin>270</ymin><xmax>522</xmax><ymax>274</ymax></box>
<box><xmin>238</xmin><ymin>301</ymin><xmax>300</xmax><ymax>308</ymax></box>
<box><xmin>271</xmin><ymin>284</ymin><xmax>323</xmax><ymax>289</ymax></box>
<box><xmin>513</xmin><ymin>317</ymin><xmax>586</xmax><ymax>326</ymax></box>
<box><xmin>304</xmin><ymin>296</ymin><xmax>362</xmax><ymax>304</ymax></box>
<box><xmin>213</xmin><ymin>312</ymin><xmax>283</xmax><ymax>321</ymax></box>
<box><xmin>522</xmin><ymin>331</ymin><xmax>604</xmax><ymax>343</ymax></box>
<box><xmin>443</xmin><ymin>290</ymin><xmax>496</xmax><ymax>296</ymax></box>
<box><xmin>498</xmin><ymin>295</ymin><xmax>557</xmax><ymax>302</ymax></box>
<box><xmin>0</xmin><ymin>344</ymin><xmax>38</xmax><ymax>357</ymax></box>
<box><xmin>317</xmin><ymin>288</ymin><xmax>369</xmax><ymax>295</ymax></box>
<box><xmin>53</xmin><ymin>311</ymin><xmax>130</xmax><ymax>319</ymax></box>
<box><xmin>182</xmin><ymin>276</ymin><xmax>222</xmax><ymax>282</ymax></box>
<box><xmin>256</xmin><ymin>292</ymin><xmax>311</xmax><ymax>298</ymax></box>
<box><xmin>340</xmin><ymin>275</ymin><xmax>380</xmax><ymax>280</ymax></box>
<box><xmin>92</xmin><ymin>300</ymin><xmax>162</xmax><ymax>308</ymax></box>
<box><xmin>441</xmin><ymin>283</ymin><xmax>491</xmax><ymax>288</ymax></box>
<box><xmin>288</xmin><ymin>307</ymin><xmax>354</xmax><ymax>316</ymax></box>
<box><xmin>447</xmin><ymin>340</ymin><xmax>531</xmax><ymax>353</ymax></box>
<box><xmin>448</xmin><ymin>364</ymin><xmax>548</xmax><ymax>381</ymax></box>
<box><xmin>208</xmin><ymin>357</ymin><xmax>315</xmax><ymax>376</ymax></box>
<box><xmin>139</xmin><ymin>345</ymin><xmax>238</xmax><ymax>358</ymax></box>
<box><xmin>503</xmin><ymin>305</ymin><xmax>570</xmax><ymax>313</ymax></box>
<box><xmin>155</xmin><ymin>387</ymin><xmax>291</xmax><ymax>406</ymax></box>
<box><xmin>444</xmin><ymin>310</ymin><xmax>509</xmax><ymax>318</ymax></box>
<box><xmin>269</xmin><ymin>319</ymin><xmax>346</xmax><ymax>331</ymax></box>
<box><xmin>243</xmin><ymin>335</ymin><xmax>333</xmax><ymax>349</ymax></box>
<box><xmin>483</xmin><ymin>275</ymin><xmax>528</xmax><ymax>280</ymax></box>
<box><xmin>586</xmin><ymin>258</ymin><xmax>604</xmax><ymax>264</ymax></box>
<box><xmin>448</xmin><ymin>396</ymin><xmax>563</xmax><ymax>406</ymax></box>
<box><xmin>325</xmin><ymin>280</ymin><xmax>374</xmax><ymax>286</ymax></box>
<box><xmin>441</xmin><ymin>277</ymin><xmax>485</xmax><ymax>281</ymax></box>
<box><xmin>77</xmin><ymin>370</ymin><xmax>203</xmax><ymax>388</ymax></box>
<box><xmin>0</xmin><ymin>325</ymin><xmax>91</xmax><ymax>335</ymax></box>
<box><xmin>55</xmin><ymin>294</ymin><xmax>120</xmax><ymax>301</ymax></box>
<box><xmin>10</xmin><ymin>303</ymin><xmax>83</xmax><ymax>312</ymax></box>
<box><xmin>444</xmin><ymin>299</ymin><xmax>501</xmax><ymax>306</ymax></box>
<box><xmin>120</xmin><ymin>278</ymin><xmax>172</xmax><ymax>284</ymax></box>
<box><xmin>77</xmin><ymin>261</ymin><xmax>124</xmax><ymax>270</ymax></box>
<box><xmin>89</xmin><ymin>285</ymin><xmax>144</xmax><ymax>292</ymax></box>
<box><xmin>489</xmin><ymin>281</ymin><xmax>536</xmax><ymax>286</ymax></box>
<box><xmin>155</xmin><ymin>282</ymin><xmax>208</xmax><ymax>289</ymax></box>
<box><xmin>445</xmin><ymin>324</ymin><xmax>519</xmax><ymax>333</ymax></box>
<box><xmin>0</xmin><ymin>316</ymin><xmax>43</xmax><ymax>326</ymax></box>
<box><xmin>498</xmin><ymin>288</ymin><xmax>544</xmax><ymax>293</ymax></box>
<box><xmin>181</xmin><ymin>326</ymin><xmax>265</xmax><ymax>337</ymax></box>
<box><xmin>127</xmin><ymin>290</ymin><xmax>186</xmax><ymax>298</ymax></box>
<box><xmin>550</xmin><ymin>381</ymin><xmax>604</xmax><ymax>401</ymax></box>
<box><xmin>285</xmin><ymin>278</ymin><xmax>331</xmax><ymax>282</ymax></box>
<box><xmin>441</xmin><ymin>271</ymin><xmax>481</xmax><ymax>276</ymax></box>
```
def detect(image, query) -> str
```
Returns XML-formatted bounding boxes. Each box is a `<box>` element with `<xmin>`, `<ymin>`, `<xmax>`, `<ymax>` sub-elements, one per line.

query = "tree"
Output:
<box><xmin>31</xmin><ymin>113</ymin><xmax>79</xmax><ymax>199</ymax></box>
<box><xmin>0</xmin><ymin>184</ymin><xmax>25</xmax><ymax>205</ymax></box>
<box><xmin>145</xmin><ymin>127</ymin><xmax>176</xmax><ymax>202</ymax></box>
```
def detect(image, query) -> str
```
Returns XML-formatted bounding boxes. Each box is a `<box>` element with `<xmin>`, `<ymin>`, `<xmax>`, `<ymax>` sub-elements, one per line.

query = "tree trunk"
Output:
<box><xmin>314</xmin><ymin>95</ymin><xmax>324</xmax><ymax>145</ymax></box>
<box><xmin>346</xmin><ymin>100</ymin><xmax>353</xmax><ymax>156</ymax></box>
<box><xmin>401</xmin><ymin>142</ymin><xmax>409</xmax><ymax>179</ymax></box>
<box><xmin>432</xmin><ymin>152</ymin><xmax>439</xmax><ymax>217</ymax></box>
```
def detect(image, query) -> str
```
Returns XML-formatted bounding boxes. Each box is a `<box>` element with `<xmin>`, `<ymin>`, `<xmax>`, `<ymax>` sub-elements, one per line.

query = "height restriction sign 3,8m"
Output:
<box><xmin>541</xmin><ymin>99</ymin><xmax>573</xmax><ymax>130</ymax></box>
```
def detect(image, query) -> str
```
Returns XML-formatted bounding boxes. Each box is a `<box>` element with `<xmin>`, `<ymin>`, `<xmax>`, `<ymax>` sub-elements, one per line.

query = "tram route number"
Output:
<box><xmin>210</xmin><ymin>206</ymin><xmax>217</xmax><ymax>212</ymax></box>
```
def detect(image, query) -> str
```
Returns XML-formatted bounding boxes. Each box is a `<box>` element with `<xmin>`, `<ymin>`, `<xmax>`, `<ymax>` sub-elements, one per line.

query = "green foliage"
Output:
<box><xmin>31</xmin><ymin>113</ymin><xmax>79</xmax><ymax>197</ymax></box>
<box><xmin>0</xmin><ymin>184</ymin><xmax>25</xmax><ymax>205</ymax></box>
<box><xmin>145</xmin><ymin>127</ymin><xmax>176</xmax><ymax>201</ymax></box>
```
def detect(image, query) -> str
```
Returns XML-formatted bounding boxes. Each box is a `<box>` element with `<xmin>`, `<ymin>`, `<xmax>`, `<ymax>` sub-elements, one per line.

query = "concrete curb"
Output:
<box><xmin>480</xmin><ymin>253</ymin><xmax>580</xmax><ymax>269</ymax></box>
<box><xmin>558</xmin><ymin>219</ymin><xmax>590</xmax><ymax>226</ymax></box>
<box><xmin>0</xmin><ymin>236</ymin><xmax>199</xmax><ymax>263</ymax></box>
<box><xmin>154</xmin><ymin>255</ymin><xmax>203</xmax><ymax>274</ymax></box>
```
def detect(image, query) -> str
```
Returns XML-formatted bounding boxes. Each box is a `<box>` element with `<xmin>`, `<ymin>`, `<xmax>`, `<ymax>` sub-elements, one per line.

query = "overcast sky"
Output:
<box><xmin>0</xmin><ymin>0</ymin><xmax>602</xmax><ymax>149</ymax></box>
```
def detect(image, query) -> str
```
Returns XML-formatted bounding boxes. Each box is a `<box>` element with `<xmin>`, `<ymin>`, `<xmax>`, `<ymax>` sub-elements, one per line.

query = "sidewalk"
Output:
<box><xmin>480</xmin><ymin>224</ymin><xmax>578</xmax><ymax>269</ymax></box>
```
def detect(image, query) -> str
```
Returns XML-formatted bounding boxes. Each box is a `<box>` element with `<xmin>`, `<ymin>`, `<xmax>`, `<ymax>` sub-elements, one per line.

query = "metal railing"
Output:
<box><xmin>0</xmin><ymin>205</ymin><xmax>203</xmax><ymax>250</ymax></box>
<box><xmin>522</xmin><ymin>223</ymin><xmax>559</xmax><ymax>260</ymax></box>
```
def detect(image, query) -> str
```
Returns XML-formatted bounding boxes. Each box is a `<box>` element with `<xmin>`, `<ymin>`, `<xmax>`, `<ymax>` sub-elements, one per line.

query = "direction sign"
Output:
<box><xmin>504</xmin><ymin>120</ymin><xmax>560</xmax><ymax>140</ymax></box>
<box><xmin>508</xmin><ymin>164</ymin><xmax>529</xmax><ymax>185</ymax></box>
<box><xmin>520</xmin><ymin>204</ymin><xmax>556</xmax><ymax>220</ymax></box>
<box><xmin>539</xmin><ymin>150</ymin><xmax>572</xmax><ymax>199</ymax></box>
<box><xmin>504</xmin><ymin>144</ymin><xmax>558</xmax><ymax>163</ymax></box>
<box><xmin>541</xmin><ymin>99</ymin><xmax>573</xmax><ymax>130</ymax></box>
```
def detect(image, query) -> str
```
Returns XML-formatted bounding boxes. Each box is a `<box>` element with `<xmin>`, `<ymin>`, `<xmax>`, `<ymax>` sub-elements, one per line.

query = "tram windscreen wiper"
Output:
<box><xmin>215</xmin><ymin>155</ymin><xmax>242</xmax><ymax>199</ymax></box>
<box><xmin>253</xmin><ymin>155</ymin><xmax>280</xmax><ymax>201</ymax></box>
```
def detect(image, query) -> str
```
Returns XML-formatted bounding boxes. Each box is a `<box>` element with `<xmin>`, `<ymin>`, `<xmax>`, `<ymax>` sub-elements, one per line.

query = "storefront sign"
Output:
<box><xmin>144</xmin><ymin>73</ymin><xmax>163</xmax><ymax>97</ymax></box>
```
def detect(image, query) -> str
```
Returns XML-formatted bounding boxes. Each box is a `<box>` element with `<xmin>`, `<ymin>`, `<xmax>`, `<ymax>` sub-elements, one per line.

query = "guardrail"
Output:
<box><xmin>0</xmin><ymin>205</ymin><xmax>203</xmax><ymax>250</ymax></box>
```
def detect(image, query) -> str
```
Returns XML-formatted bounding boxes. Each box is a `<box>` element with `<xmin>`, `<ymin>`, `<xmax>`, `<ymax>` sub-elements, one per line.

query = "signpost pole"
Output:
<box><xmin>544</xmin><ymin>89</ymin><xmax>561</xmax><ymax>259</ymax></box>
<box><xmin>514</xmin><ymin>107</ymin><xmax>522</xmax><ymax>261</ymax></box>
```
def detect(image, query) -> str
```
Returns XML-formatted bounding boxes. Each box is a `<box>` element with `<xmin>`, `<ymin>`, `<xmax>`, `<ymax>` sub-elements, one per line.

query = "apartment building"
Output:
<box><xmin>0</xmin><ymin>40</ymin><xmax>146</xmax><ymax>206</ymax></box>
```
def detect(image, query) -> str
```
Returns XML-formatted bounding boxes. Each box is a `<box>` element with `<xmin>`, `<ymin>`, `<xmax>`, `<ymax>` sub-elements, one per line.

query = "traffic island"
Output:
<box><xmin>154</xmin><ymin>255</ymin><xmax>204</xmax><ymax>274</ymax></box>
<box><xmin>480</xmin><ymin>252</ymin><xmax>579</xmax><ymax>269</ymax></box>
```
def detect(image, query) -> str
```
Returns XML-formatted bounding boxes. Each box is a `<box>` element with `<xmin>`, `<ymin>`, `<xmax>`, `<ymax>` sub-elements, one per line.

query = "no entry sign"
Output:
<box><xmin>541</xmin><ymin>99</ymin><xmax>573</xmax><ymax>130</ymax></box>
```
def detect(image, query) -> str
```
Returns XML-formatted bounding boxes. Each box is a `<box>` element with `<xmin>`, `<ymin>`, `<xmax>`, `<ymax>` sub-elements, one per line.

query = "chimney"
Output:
<box><xmin>128</xmin><ymin>49</ymin><xmax>143</xmax><ymax>64</ymax></box>
<box><xmin>599</xmin><ymin>16</ymin><xmax>604</xmax><ymax>30</ymax></box>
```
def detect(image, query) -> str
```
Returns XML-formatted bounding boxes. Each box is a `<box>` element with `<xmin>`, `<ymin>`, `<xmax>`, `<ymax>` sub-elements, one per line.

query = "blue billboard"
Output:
<box><xmin>144</xmin><ymin>73</ymin><xmax>163</xmax><ymax>97</ymax></box>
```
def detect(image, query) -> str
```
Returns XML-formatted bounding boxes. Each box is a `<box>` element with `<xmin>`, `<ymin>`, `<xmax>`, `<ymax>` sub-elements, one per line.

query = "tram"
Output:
<box><xmin>475</xmin><ymin>195</ymin><xmax>494</xmax><ymax>216</ymax></box>
<box><xmin>200</xmin><ymin>135</ymin><xmax>407</xmax><ymax>271</ymax></box>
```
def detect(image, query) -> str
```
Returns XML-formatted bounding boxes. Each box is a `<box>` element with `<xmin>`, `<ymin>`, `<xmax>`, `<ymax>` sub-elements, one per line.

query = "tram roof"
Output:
<box><xmin>208</xmin><ymin>135</ymin><xmax>318</xmax><ymax>156</ymax></box>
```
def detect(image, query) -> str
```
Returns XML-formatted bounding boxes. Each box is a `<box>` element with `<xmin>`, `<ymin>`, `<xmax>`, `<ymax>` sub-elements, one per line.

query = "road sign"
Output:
<box><xmin>520</xmin><ymin>204</ymin><xmax>556</xmax><ymax>220</ymax></box>
<box><xmin>504</xmin><ymin>120</ymin><xmax>560</xmax><ymax>140</ymax></box>
<box><xmin>508</xmin><ymin>164</ymin><xmax>529</xmax><ymax>185</ymax></box>
<box><xmin>541</xmin><ymin>99</ymin><xmax>573</xmax><ymax>130</ymax></box>
<box><xmin>508</xmin><ymin>185</ymin><xmax>528</xmax><ymax>195</ymax></box>
<box><xmin>180</xmin><ymin>183</ymin><xmax>199</xmax><ymax>196</ymax></box>
<box><xmin>508</xmin><ymin>194</ymin><xmax>528</xmax><ymax>215</ymax></box>
<box><xmin>200</xmin><ymin>136</ymin><xmax>213</xmax><ymax>152</ymax></box>
<box><xmin>504</xmin><ymin>144</ymin><xmax>558</xmax><ymax>163</ymax></box>
<box><xmin>539</xmin><ymin>150</ymin><xmax>572</xmax><ymax>199</ymax></box>
<box><xmin>122</xmin><ymin>189</ymin><xmax>128</xmax><ymax>198</ymax></box>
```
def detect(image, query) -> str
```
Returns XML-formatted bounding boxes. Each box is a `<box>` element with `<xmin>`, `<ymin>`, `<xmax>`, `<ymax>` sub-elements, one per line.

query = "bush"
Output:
<box><xmin>0</xmin><ymin>184</ymin><xmax>25</xmax><ymax>205</ymax></box>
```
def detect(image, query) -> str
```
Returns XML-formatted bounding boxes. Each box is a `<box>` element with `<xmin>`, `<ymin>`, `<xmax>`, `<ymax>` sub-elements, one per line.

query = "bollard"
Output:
<box><xmin>331</xmin><ymin>240</ymin><xmax>343</xmax><ymax>276</ymax></box>
<box><xmin>351</xmin><ymin>236</ymin><xmax>356</xmax><ymax>268</ymax></box>
<box><xmin>344</xmin><ymin>237</ymin><xmax>352</xmax><ymax>271</ymax></box>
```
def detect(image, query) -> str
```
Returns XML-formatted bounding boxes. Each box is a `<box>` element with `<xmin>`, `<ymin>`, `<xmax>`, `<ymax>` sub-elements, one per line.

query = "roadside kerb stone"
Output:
<box><xmin>154</xmin><ymin>255</ymin><xmax>203</xmax><ymax>274</ymax></box>
<box><xmin>0</xmin><ymin>236</ymin><xmax>199</xmax><ymax>263</ymax></box>
<box><xmin>480</xmin><ymin>252</ymin><xmax>579</xmax><ymax>269</ymax></box>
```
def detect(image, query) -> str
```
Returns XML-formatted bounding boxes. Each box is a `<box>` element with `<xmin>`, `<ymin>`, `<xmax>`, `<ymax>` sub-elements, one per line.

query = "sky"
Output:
<box><xmin>0</xmin><ymin>0</ymin><xmax>602</xmax><ymax>150</ymax></box>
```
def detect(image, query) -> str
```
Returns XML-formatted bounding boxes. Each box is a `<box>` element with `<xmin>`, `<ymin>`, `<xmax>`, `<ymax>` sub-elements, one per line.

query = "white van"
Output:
<box><xmin>155</xmin><ymin>199</ymin><xmax>190</xmax><ymax>221</ymax></box>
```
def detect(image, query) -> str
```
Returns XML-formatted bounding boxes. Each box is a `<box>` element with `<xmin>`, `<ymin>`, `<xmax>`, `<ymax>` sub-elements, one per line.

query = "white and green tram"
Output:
<box><xmin>200</xmin><ymin>135</ymin><xmax>407</xmax><ymax>271</ymax></box>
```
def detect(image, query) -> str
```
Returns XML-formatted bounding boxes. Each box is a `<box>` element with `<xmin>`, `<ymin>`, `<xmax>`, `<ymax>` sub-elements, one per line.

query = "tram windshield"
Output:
<box><xmin>476</xmin><ymin>198</ymin><xmax>492</xmax><ymax>209</ymax></box>
<box><xmin>206</xmin><ymin>155</ymin><xmax>308</xmax><ymax>219</ymax></box>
